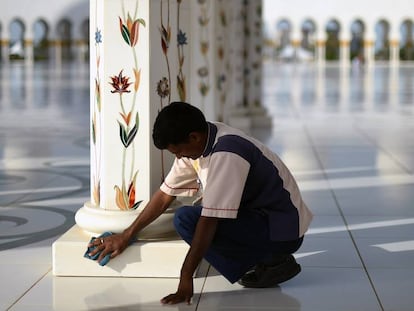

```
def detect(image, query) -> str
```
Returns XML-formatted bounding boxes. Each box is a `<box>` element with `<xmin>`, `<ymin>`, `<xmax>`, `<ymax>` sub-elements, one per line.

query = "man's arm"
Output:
<box><xmin>123</xmin><ymin>189</ymin><xmax>176</xmax><ymax>240</ymax></box>
<box><xmin>161</xmin><ymin>215</ymin><xmax>219</xmax><ymax>305</ymax></box>
<box><xmin>89</xmin><ymin>189</ymin><xmax>175</xmax><ymax>262</ymax></box>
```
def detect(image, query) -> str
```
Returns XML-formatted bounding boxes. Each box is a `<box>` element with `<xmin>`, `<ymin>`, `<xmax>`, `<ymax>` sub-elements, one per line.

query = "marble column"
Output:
<box><xmin>390</xmin><ymin>39</ymin><xmax>400</xmax><ymax>66</ymax></box>
<box><xmin>214</xmin><ymin>0</ymin><xmax>233</xmax><ymax>123</ymax></box>
<box><xmin>75</xmin><ymin>0</ymin><xmax>175</xmax><ymax>238</ymax></box>
<box><xmin>225</xmin><ymin>0</ymin><xmax>252</xmax><ymax>130</ymax></box>
<box><xmin>316</xmin><ymin>40</ymin><xmax>325</xmax><ymax>65</ymax></box>
<box><xmin>364</xmin><ymin>40</ymin><xmax>375</xmax><ymax>67</ymax></box>
<box><xmin>24</xmin><ymin>40</ymin><xmax>34</xmax><ymax>65</ymax></box>
<box><xmin>340</xmin><ymin>40</ymin><xmax>350</xmax><ymax>67</ymax></box>
<box><xmin>243</xmin><ymin>0</ymin><xmax>271</xmax><ymax>128</ymax></box>
<box><xmin>210</xmin><ymin>0</ymin><xmax>266</xmax><ymax>131</ymax></box>
<box><xmin>189</xmin><ymin>0</ymin><xmax>217</xmax><ymax>121</ymax></box>
<box><xmin>53</xmin><ymin>0</ymin><xmax>200</xmax><ymax>277</ymax></box>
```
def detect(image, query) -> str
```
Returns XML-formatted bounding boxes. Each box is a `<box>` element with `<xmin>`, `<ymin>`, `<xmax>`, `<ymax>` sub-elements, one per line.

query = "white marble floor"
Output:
<box><xmin>1</xmin><ymin>60</ymin><xmax>414</xmax><ymax>311</ymax></box>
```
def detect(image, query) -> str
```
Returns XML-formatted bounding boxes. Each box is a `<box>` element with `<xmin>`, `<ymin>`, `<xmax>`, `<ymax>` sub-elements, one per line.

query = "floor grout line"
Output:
<box><xmin>353</xmin><ymin>122</ymin><xmax>414</xmax><ymax>175</ymax></box>
<box><xmin>6</xmin><ymin>267</ymin><xmax>52</xmax><ymax>311</ymax></box>
<box><xmin>302</xmin><ymin>122</ymin><xmax>386</xmax><ymax>311</ymax></box>
<box><xmin>193</xmin><ymin>264</ymin><xmax>212</xmax><ymax>310</ymax></box>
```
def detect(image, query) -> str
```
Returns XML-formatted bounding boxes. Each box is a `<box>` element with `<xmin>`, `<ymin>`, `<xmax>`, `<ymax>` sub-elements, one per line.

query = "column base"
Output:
<box><xmin>52</xmin><ymin>225</ymin><xmax>189</xmax><ymax>277</ymax></box>
<box><xmin>75</xmin><ymin>201</ymin><xmax>178</xmax><ymax>238</ymax></box>
<box><xmin>249</xmin><ymin>106</ymin><xmax>273</xmax><ymax>128</ymax></box>
<box><xmin>228</xmin><ymin>115</ymin><xmax>252</xmax><ymax>131</ymax></box>
<box><xmin>227</xmin><ymin>106</ymin><xmax>273</xmax><ymax>130</ymax></box>
<box><xmin>252</xmin><ymin>115</ymin><xmax>272</xmax><ymax>128</ymax></box>
<box><xmin>227</xmin><ymin>106</ymin><xmax>252</xmax><ymax>131</ymax></box>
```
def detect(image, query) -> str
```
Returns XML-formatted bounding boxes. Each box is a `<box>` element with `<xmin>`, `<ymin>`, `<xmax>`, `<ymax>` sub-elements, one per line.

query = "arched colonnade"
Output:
<box><xmin>0</xmin><ymin>17</ymin><xmax>89</xmax><ymax>63</ymax></box>
<box><xmin>263</xmin><ymin>0</ymin><xmax>414</xmax><ymax>65</ymax></box>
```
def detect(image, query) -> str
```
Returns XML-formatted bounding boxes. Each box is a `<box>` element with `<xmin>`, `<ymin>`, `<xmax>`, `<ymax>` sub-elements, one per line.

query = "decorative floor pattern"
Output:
<box><xmin>1</xmin><ymin>61</ymin><xmax>414</xmax><ymax>310</ymax></box>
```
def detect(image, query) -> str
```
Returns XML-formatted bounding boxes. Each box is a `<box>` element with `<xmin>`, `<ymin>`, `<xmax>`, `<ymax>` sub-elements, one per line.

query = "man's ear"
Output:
<box><xmin>188</xmin><ymin>132</ymin><xmax>202</xmax><ymax>143</ymax></box>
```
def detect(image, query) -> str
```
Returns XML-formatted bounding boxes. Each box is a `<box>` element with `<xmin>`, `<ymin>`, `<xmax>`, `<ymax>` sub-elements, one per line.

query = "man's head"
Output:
<box><xmin>152</xmin><ymin>102</ymin><xmax>208</xmax><ymax>159</ymax></box>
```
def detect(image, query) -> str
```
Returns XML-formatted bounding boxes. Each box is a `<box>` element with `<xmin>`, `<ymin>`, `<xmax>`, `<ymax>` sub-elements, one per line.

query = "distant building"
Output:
<box><xmin>2</xmin><ymin>0</ymin><xmax>413</xmax><ymax>65</ymax></box>
<box><xmin>0</xmin><ymin>0</ymin><xmax>88</xmax><ymax>63</ymax></box>
<box><xmin>262</xmin><ymin>0</ymin><xmax>414</xmax><ymax>64</ymax></box>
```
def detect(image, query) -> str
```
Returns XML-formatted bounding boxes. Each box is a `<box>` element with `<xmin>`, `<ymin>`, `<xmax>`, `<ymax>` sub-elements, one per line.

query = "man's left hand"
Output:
<box><xmin>160</xmin><ymin>276</ymin><xmax>193</xmax><ymax>305</ymax></box>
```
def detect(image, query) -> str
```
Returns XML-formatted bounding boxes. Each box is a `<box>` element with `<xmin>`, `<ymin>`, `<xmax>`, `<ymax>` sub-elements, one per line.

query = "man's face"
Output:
<box><xmin>166</xmin><ymin>133</ymin><xmax>204</xmax><ymax>160</ymax></box>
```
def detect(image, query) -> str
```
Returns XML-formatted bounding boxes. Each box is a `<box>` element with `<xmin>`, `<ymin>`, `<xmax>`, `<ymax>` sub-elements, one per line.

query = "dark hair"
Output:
<box><xmin>152</xmin><ymin>101</ymin><xmax>208</xmax><ymax>149</ymax></box>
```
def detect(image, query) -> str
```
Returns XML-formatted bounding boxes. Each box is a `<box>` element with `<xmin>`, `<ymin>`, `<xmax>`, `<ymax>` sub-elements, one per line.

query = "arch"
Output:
<box><xmin>325</xmin><ymin>19</ymin><xmax>340</xmax><ymax>61</ymax></box>
<box><xmin>33</xmin><ymin>18</ymin><xmax>49</xmax><ymax>61</ymax></box>
<box><xmin>275</xmin><ymin>18</ymin><xmax>294</xmax><ymax>61</ymax></box>
<box><xmin>374</xmin><ymin>19</ymin><xmax>390</xmax><ymax>61</ymax></box>
<box><xmin>349</xmin><ymin>19</ymin><xmax>365</xmax><ymax>61</ymax></box>
<box><xmin>399</xmin><ymin>19</ymin><xmax>414</xmax><ymax>61</ymax></box>
<box><xmin>56</xmin><ymin>18</ymin><xmax>73</xmax><ymax>61</ymax></box>
<box><xmin>299</xmin><ymin>18</ymin><xmax>316</xmax><ymax>60</ymax></box>
<box><xmin>9</xmin><ymin>18</ymin><xmax>26</xmax><ymax>60</ymax></box>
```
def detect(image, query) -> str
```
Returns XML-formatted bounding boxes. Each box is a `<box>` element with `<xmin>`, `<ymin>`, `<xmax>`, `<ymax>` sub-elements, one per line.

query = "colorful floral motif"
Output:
<box><xmin>92</xmin><ymin>27</ymin><xmax>102</xmax><ymax>206</ymax></box>
<box><xmin>109</xmin><ymin>0</ymin><xmax>146</xmax><ymax>210</ymax></box>
<box><xmin>110</xmin><ymin>70</ymin><xmax>132</xmax><ymax>94</ymax></box>
<box><xmin>119</xmin><ymin>14</ymin><xmax>145</xmax><ymax>47</ymax></box>
<box><xmin>197</xmin><ymin>0</ymin><xmax>211</xmax><ymax>103</ymax></box>
<box><xmin>159</xmin><ymin>0</ymin><xmax>171</xmax><ymax>106</ymax></box>
<box><xmin>176</xmin><ymin>0</ymin><xmax>187</xmax><ymax>101</ymax></box>
<box><xmin>156</xmin><ymin>77</ymin><xmax>170</xmax><ymax>98</ymax></box>
<box><xmin>216</xmin><ymin>0</ymin><xmax>228</xmax><ymax>121</ymax></box>
<box><xmin>95</xmin><ymin>29</ymin><xmax>102</xmax><ymax>44</ymax></box>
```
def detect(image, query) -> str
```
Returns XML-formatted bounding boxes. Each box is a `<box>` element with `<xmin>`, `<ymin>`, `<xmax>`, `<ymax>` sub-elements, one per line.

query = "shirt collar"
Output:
<box><xmin>202</xmin><ymin>122</ymin><xmax>217</xmax><ymax>157</ymax></box>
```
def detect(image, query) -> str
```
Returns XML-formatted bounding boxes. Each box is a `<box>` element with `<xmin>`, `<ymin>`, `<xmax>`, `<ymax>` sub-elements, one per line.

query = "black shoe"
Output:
<box><xmin>238</xmin><ymin>254</ymin><xmax>301</xmax><ymax>288</ymax></box>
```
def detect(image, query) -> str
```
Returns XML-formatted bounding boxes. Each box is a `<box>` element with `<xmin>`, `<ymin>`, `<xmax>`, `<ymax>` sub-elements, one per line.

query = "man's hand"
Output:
<box><xmin>87</xmin><ymin>190</ymin><xmax>175</xmax><ymax>265</ymax></box>
<box><xmin>160</xmin><ymin>216</ymin><xmax>218</xmax><ymax>305</ymax></box>
<box><xmin>88</xmin><ymin>232</ymin><xmax>130</xmax><ymax>263</ymax></box>
<box><xmin>160</xmin><ymin>276</ymin><xmax>193</xmax><ymax>305</ymax></box>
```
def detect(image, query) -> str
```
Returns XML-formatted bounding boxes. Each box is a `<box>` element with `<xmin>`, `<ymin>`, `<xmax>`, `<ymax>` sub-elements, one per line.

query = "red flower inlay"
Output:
<box><xmin>109</xmin><ymin>70</ymin><xmax>132</xmax><ymax>94</ymax></box>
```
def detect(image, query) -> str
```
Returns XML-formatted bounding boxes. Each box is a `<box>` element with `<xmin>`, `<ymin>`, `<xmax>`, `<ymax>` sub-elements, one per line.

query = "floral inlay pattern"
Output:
<box><xmin>110</xmin><ymin>1</ymin><xmax>146</xmax><ymax>210</ymax></box>
<box><xmin>93</xmin><ymin>0</ymin><xmax>194</xmax><ymax>203</ymax></box>
<box><xmin>176</xmin><ymin>0</ymin><xmax>187</xmax><ymax>101</ymax></box>
<box><xmin>216</xmin><ymin>0</ymin><xmax>228</xmax><ymax>121</ymax></box>
<box><xmin>156</xmin><ymin>0</ymin><xmax>189</xmax><ymax>181</ymax></box>
<box><xmin>159</xmin><ymin>0</ymin><xmax>172</xmax><ymax>106</ymax></box>
<box><xmin>92</xmin><ymin>26</ymin><xmax>102</xmax><ymax>206</ymax></box>
<box><xmin>197</xmin><ymin>0</ymin><xmax>211</xmax><ymax>107</ymax></box>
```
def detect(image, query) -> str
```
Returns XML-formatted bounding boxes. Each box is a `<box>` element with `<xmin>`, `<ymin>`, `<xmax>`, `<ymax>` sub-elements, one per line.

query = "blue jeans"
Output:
<box><xmin>174</xmin><ymin>205</ymin><xmax>304</xmax><ymax>283</ymax></box>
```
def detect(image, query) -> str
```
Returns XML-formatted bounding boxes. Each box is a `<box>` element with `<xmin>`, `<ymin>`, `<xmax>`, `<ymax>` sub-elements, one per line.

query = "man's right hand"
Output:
<box><xmin>87</xmin><ymin>231</ymin><xmax>131</xmax><ymax>263</ymax></box>
<box><xmin>87</xmin><ymin>189</ymin><xmax>175</xmax><ymax>264</ymax></box>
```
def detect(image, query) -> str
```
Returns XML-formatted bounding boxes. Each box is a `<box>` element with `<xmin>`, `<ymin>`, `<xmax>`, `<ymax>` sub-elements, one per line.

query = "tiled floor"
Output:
<box><xmin>1</xmin><ymin>60</ymin><xmax>414</xmax><ymax>310</ymax></box>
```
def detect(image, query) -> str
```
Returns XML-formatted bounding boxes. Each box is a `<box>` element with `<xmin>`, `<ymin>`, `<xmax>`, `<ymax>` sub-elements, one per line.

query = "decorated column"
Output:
<box><xmin>243</xmin><ymin>0</ymin><xmax>271</xmax><ymax>128</ymax></box>
<box><xmin>225</xmin><ymin>0</ymin><xmax>252</xmax><ymax>130</ymax></box>
<box><xmin>189</xmin><ymin>0</ymin><xmax>217</xmax><ymax>121</ymax></box>
<box><xmin>74</xmin><ymin>0</ymin><xmax>201</xmax><ymax>237</ymax></box>
<box><xmin>214</xmin><ymin>0</ymin><xmax>232</xmax><ymax>123</ymax></box>
<box><xmin>389</xmin><ymin>24</ymin><xmax>400</xmax><ymax>66</ymax></box>
<box><xmin>53</xmin><ymin>0</ymin><xmax>198</xmax><ymax>277</ymax></box>
<box><xmin>213</xmin><ymin>0</ymin><xmax>248</xmax><ymax>128</ymax></box>
<box><xmin>76</xmin><ymin>0</ymin><xmax>162</xmax><ymax>238</ymax></box>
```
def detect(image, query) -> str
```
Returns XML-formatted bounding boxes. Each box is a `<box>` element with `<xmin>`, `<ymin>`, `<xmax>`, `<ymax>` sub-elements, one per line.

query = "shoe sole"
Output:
<box><xmin>238</xmin><ymin>261</ymin><xmax>301</xmax><ymax>288</ymax></box>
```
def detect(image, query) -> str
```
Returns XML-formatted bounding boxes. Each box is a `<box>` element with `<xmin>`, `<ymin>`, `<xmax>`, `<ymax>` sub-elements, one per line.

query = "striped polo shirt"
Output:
<box><xmin>160</xmin><ymin>122</ymin><xmax>313</xmax><ymax>241</ymax></box>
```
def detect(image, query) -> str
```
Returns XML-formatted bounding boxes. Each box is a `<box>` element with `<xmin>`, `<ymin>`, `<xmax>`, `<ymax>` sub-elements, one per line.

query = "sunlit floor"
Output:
<box><xmin>1</xmin><ymin>60</ymin><xmax>414</xmax><ymax>311</ymax></box>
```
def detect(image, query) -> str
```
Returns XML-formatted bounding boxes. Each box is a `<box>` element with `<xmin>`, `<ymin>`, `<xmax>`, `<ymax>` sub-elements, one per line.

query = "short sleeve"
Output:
<box><xmin>201</xmin><ymin>152</ymin><xmax>250</xmax><ymax>218</ymax></box>
<box><xmin>160</xmin><ymin>157</ymin><xmax>200</xmax><ymax>197</ymax></box>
